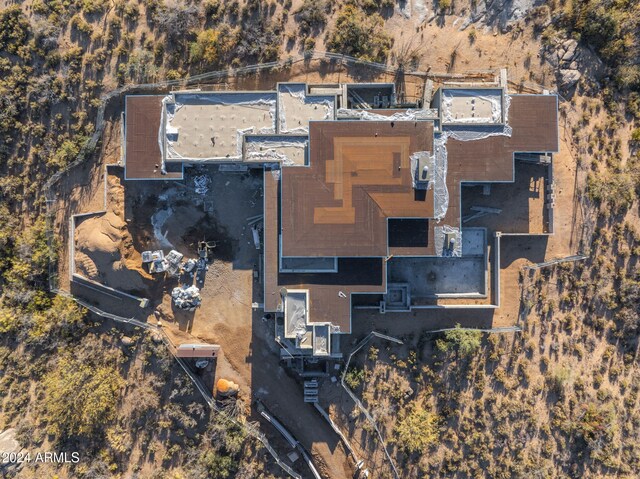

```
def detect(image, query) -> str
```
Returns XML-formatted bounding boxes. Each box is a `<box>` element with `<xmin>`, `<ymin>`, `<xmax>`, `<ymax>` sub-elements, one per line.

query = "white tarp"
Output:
<box><xmin>285</xmin><ymin>292</ymin><xmax>308</xmax><ymax>338</ymax></box>
<box><xmin>245</xmin><ymin>136</ymin><xmax>308</xmax><ymax>165</ymax></box>
<box><xmin>433</xmin><ymin>94</ymin><xmax>513</xmax><ymax>220</ymax></box>
<box><xmin>434</xmin><ymin>225</ymin><xmax>463</xmax><ymax>257</ymax></box>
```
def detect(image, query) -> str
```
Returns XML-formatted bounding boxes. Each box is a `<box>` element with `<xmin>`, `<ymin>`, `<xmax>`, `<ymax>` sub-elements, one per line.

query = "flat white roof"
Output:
<box><xmin>441</xmin><ymin>88</ymin><xmax>503</xmax><ymax>125</ymax></box>
<box><xmin>277</xmin><ymin>83</ymin><xmax>335</xmax><ymax>134</ymax></box>
<box><xmin>164</xmin><ymin>92</ymin><xmax>277</xmax><ymax>161</ymax></box>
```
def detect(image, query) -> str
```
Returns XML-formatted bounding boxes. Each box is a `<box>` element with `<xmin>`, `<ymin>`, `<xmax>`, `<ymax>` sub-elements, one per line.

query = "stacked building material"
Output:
<box><xmin>165</xmin><ymin>250</ymin><xmax>184</xmax><ymax>276</ymax></box>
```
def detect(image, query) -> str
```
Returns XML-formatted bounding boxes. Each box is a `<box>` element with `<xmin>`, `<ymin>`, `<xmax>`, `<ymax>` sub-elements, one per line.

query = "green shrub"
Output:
<box><xmin>344</xmin><ymin>367</ymin><xmax>366</xmax><ymax>389</ymax></box>
<box><xmin>444</xmin><ymin>324</ymin><xmax>482</xmax><ymax>356</ymax></box>
<box><xmin>394</xmin><ymin>403</ymin><xmax>439</xmax><ymax>454</ymax></box>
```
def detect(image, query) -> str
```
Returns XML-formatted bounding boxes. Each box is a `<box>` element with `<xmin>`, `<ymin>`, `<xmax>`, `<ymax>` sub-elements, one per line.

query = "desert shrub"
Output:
<box><xmin>203</xmin><ymin>0</ymin><xmax>222</xmax><ymax>19</ymax></box>
<box><xmin>616</xmin><ymin>65</ymin><xmax>640</xmax><ymax>90</ymax></box>
<box><xmin>0</xmin><ymin>204</ymin><xmax>18</xmax><ymax>270</ymax></box>
<box><xmin>70</xmin><ymin>14</ymin><xmax>93</xmax><ymax>35</ymax></box>
<box><xmin>42</xmin><ymin>352</ymin><xmax>125</xmax><ymax>440</ymax></box>
<box><xmin>48</xmin><ymin>137</ymin><xmax>87</xmax><ymax>169</ymax></box>
<box><xmin>354</xmin><ymin>0</ymin><xmax>395</xmax><ymax>12</ymax></box>
<box><xmin>528</xmin><ymin>5</ymin><xmax>551</xmax><ymax>32</ymax></box>
<box><xmin>627</xmin><ymin>92</ymin><xmax>640</xmax><ymax>119</ymax></box>
<box><xmin>122</xmin><ymin>2</ymin><xmax>140</xmax><ymax>20</ymax></box>
<box><xmin>7</xmin><ymin>218</ymin><xmax>54</xmax><ymax>280</ymax></box>
<box><xmin>577</xmin><ymin>402</ymin><xmax>616</xmax><ymax>449</ymax></box>
<box><xmin>0</xmin><ymin>6</ymin><xmax>30</xmax><ymax>55</ymax></box>
<box><xmin>303</xmin><ymin>37</ymin><xmax>316</xmax><ymax>52</ymax></box>
<box><xmin>443</xmin><ymin>324</ymin><xmax>482</xmax><ymax>356</ymax></box>
<box><xmin>81</xmin><ymin>0</ymin><xmax>108</xmax><ymax>14</ymax></box>
<box><xmin>189</xmin><ymin>26</ymin><xmax>236</xmax><ymax>65</ymax></box>
<box><xmin>561</xmin><ymin>0</ymin><xmax>639</xmax><ymax>91</ymax></box>
<box><xmin>438</xmin><ymin>0</ymin><xmax>452</xmax><ymax>11</ymax></box>
<box><xmin>586</xmin><ymin>171</ymin><xmax>635</xmax><ymax>213</ymax></box>
<box><xmin>0</xmin><ymin>307</ymin><xmax>19</xmax><ymax>334</ymax></box>
<box><xmin>326</xmin><ymin>5</ymin><xmax>393</xmax><ymax>63</ymax></box>
<box><xmin>125</xmin><ymin>49</ymin><xmax>158</xmax><ymax>83</ymax></box>
<box><xmin>548</xmin><ymin>366</ymin><xmax>571</xmax><ymax>397</ymax></box>
<box><xmin>394</xmin><ymin>403</ymin><xmax>439</xmax><ymax>454</ymax></box>
<box><xmin>27</xmin><ymin>295</ymin><xmax>87</xmax><ymax>344</ymax></box>
<box><xmin>199</xmin><ymin>451</ymin><xmax>237</xmax><ymax>479</ymax></box>
<box><xmin>295</xmin><ymin>0</ymin><xmax>329</xmax><ymax>36</ymax></box>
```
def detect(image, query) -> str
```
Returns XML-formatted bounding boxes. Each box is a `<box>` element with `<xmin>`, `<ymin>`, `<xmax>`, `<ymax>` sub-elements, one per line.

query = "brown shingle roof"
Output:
<box><xmin>443</xmin><ymin>94</ymin><xmax>559</xmax><ymax>226</ymax></box>
<box><xmin>125</xmin><ymin>96</ymin><xmax>183</xmax><ymax>180</ymax></box>
<box><xmin>265</xmin><ymin>94</ymin><xmax>559</xmax><ymax>332</ymax></box>
<box><xmin>264</xmin><ymin>171</ymin><xmax>386</xmax><ymax>333</ymax></box>
<box><xmin>281</xmin><ymin>121</ymin><xmax>434</xmax><ymax>257</ymax></box>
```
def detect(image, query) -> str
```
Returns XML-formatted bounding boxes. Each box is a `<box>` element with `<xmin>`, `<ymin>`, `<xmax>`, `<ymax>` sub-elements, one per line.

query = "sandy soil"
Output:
<box><xmin>72</xmin><ymin>170</ymin><xmax>159</xmax><ymax>297</ymax></box>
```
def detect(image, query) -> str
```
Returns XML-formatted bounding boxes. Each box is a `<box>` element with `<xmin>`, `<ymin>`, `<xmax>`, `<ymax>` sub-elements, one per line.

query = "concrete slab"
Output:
<box><xmin>387</xmin><ymin>255</ymin><xmax>486</xmax><ymax>297</ymax></box>
<box><xmin>462</xmin><ymin>227</ymin><xmax>486</xmax><ymax>256</ymax></box>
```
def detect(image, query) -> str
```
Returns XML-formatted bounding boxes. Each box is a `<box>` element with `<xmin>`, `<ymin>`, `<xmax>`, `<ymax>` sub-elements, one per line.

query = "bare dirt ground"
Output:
<box><xmin>64</xmin><ymin>161</ymin><xmax>352</xmax><ymax>478</ymax></box>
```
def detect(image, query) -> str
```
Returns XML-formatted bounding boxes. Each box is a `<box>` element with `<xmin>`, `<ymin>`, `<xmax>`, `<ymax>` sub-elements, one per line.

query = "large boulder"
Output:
<box><xmin>559</xmin><ymin>69</ymin><xmax>581</xmax><ymax>89</ymax></box>
<box><xmin>561</xmin><ymin>39</ymin><xmax>578</xmax><ymax>62</ymax></box>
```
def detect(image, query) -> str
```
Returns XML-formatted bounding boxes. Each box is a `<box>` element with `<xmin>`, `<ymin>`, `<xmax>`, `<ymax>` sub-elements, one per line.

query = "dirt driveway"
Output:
<box><xmin>131</xmin><ymin>168</ymin><xmax>354</xmax><ymax>479</ymax></box>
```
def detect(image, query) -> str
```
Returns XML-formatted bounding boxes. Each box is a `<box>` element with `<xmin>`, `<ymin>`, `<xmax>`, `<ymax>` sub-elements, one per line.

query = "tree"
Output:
<box><xmin>394</xmin><ymin>403</ymin><xmax>439</xmax><ymax>454</ymax></box>
<box><xmin>295</xmin><ymin>0</ymin><xmax>329</xmax><ymax>36</ymax></box>
<box><xmin>444</xmin><ymin>323</ymin><xmax>482</xmax><ymax>356</ymax></box>
<box><xmin>189</xmin><ymin>26</ymin><xmax>235</xmax><ymax>66</ymax></box>
<box><xmin>153</xmin><ymin>0</ymin><xmax>200</xmax><ymax>41</ymax></box>
<box><xmin>0</xmin><ymin>6</ymin><xmax>30</xmax><ymax>55</ymax></box>
<box><xmin>326</xmin><ymin>5</ymin><xmax>393</xmax><ymax>63</ymax></box>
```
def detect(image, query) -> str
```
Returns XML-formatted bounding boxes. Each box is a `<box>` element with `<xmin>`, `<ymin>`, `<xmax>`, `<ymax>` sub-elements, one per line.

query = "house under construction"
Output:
<box><xmin>123</xmin><ymin>76</ymin><xmax>559</xmax><ymax>359</ymax></box>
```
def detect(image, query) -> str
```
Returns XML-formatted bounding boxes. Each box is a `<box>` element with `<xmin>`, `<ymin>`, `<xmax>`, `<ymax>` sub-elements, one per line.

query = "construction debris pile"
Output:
<box><xmin>165</xmin><ymin>250</ymin><xmax>184</xmax><ymax>276</ymax></box>
<box><xmin>142</xmin><ymin>247</ymin><xmax>210</xmax><ymax>310</ymax></box>
<box><xmin>142</xmin><ymin>250</ymin><xmax>167</xmax><ymax>273</ymax></box>
<box><xmin>194</xmin><ymin>175</ymin><xmax>211</xmax><ymax>195</ymax></box>
<box><xmin>142</xmin><ymin>248</ymin><xmax>204</xmax><ymax>276</ymax></box>
<box><xmin>171</xmin><ymin>285</ymin><xmax>202</xmax><ymax>311</ymax></box>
